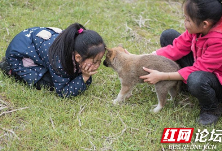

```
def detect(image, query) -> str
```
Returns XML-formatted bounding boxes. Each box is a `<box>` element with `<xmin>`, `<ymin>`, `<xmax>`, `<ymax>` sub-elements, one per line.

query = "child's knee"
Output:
<box><xmin>160</xmin><ymin>29</ymin><xmax>180</xmax><ymax>47</ymax></box>
<box><xmin>187</xmin><ymin>71</ymin><xmax>209</xmax><ymax>95</ymax></box>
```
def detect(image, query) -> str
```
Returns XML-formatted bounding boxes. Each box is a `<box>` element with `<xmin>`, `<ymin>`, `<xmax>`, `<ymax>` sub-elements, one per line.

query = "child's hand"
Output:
<box><xmin>80</xmin><ymin>63</ymin><xmax>97</xmax><ymax>82</ymax></box>
<box><xmin>150</xmin><ymin>51</ymin><xmax>157</xmax><ymax>55</ymax></box>
<box><xmin>139</xmin><ymin>67</ymin><xmax>163</xmax><ymax>84</ymax></box>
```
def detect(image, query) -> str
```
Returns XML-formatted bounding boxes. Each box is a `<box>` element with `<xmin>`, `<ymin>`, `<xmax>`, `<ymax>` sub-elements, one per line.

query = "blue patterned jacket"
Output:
<box><xmin>5</xmin><ymin>27</ymin><xmax>92</xmax><ymax>97</ymax></box>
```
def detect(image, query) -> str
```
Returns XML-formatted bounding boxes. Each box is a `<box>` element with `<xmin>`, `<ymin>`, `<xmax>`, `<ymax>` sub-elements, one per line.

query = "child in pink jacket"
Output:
<box><xmin>140</xmin><ymin>0</ymin><xmax>222</xmax><ymax>126</ymax></box>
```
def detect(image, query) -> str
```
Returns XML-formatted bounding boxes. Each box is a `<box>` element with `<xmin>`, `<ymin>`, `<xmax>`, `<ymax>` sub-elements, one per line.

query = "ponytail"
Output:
<box><xmin>49</xmin><ymin>23</ymin><xmax>106</xmax><ymax>76</ymax></box>
<box><xmin>49</xmin><ymin>23</ymin><xmax>86</xmax><ymax>75</ymax></box>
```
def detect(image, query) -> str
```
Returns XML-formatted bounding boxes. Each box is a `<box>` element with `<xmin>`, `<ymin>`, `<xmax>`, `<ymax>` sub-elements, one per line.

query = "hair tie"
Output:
<box><xmin>78</xmin><ymin>28</ymin><xmax>84</xmax><ymax>34</ymax></box>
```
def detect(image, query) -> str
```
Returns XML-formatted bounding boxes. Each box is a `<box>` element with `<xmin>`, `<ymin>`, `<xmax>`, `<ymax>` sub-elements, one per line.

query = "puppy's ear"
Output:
<box><xmin>106</xmin><ymin>48</ymin><xmax>113</xmax><ymax>56</ymax></box>
<box><xmin>106</xmin><ymin>48</ymin><xmax>112</xmax><ymax>52</ymax></box>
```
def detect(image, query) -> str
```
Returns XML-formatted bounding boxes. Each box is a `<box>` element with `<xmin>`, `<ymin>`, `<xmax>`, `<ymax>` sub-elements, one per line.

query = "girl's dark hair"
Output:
<box><xmin>183</xmin><ymin>0</ymin><xmax>222</xmax><ymax>26</ymax></box>
<box><xmin>48</xmin><ymin>23</ymin><xmax>106</xmax><ymax>76</ymax></box>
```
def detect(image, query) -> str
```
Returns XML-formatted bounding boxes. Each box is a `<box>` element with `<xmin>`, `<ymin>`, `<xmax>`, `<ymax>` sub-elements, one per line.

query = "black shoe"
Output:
<box><xmin>198</xmin><ymin>105</ymin><xmax>222</xmax><ymax>126</ymax></box>
<box><xmin>0</xmin><ymin>57</ymin><xmax>11</xmax><ymax>75</ymax></box>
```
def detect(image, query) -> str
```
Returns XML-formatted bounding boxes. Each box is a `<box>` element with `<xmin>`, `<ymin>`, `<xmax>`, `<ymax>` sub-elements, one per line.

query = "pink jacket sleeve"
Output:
<box><xmin>156</xmin><ymin>30</ymin><xmax>193</xmax><ymax>61</ymax></box>
<box><xmin>178</xmin><ymin>38</ymin><xmax>222</xmax><ymax>82</ymax></box>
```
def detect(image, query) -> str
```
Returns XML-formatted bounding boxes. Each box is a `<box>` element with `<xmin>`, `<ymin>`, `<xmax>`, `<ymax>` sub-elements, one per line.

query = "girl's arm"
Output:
<box><xmin>156</xmin><ymin>30</ymin><xmax>192</xmax><ymax>61</ymax></box>
<box><xmin>49</xmin><ymin>68</ymin><xmax>92</xmax><ymax>97</ymax></box>
<box><xmin>139</xmin><ymin>67</ymin><xmax>183</xmax><ymax>84</ymax></box>
<box><xmin>50</xmin><ymin>62</ymin><xmax>97</xmax><ymax>97</ymax></box>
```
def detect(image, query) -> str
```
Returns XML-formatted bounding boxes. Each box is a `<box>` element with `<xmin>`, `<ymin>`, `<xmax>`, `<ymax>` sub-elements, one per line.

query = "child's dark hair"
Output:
<box><xmin>48</xmin><ymin>23</ymin><xmax>106</xmax><ymax>75</ymax></box>
<box><xmin>183</xmin><ymin>0</ymin><xmax>222</xmax><ymax>26</ymax></box>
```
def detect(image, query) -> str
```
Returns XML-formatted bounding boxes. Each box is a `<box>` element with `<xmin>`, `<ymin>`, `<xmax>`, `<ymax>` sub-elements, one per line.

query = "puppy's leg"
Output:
<box><xmin>113</xmin><ymin>84</ymin><xmax>133</xmax><ymax>105</ymax></box>
<box><xmin>151</xmin><ymin>82</ymin><xmax>169</xmax><ymax>113</ymax></box>
<box><xmin>125</xmin><ymin>88</ymin><xmax>133</xmax><ymax>99</ymax></box>
<box><xmin>168</xmin><ymin>86</ymin><xmax>177</xmax><ymax>101</ymax></box>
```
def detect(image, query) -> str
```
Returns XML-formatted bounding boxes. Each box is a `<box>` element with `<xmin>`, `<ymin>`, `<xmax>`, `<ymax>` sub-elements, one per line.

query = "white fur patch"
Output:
<box><xmin>36</xmin><ymin>30</ymin><xmax>52</xmax><ymax>40</ymax></box>
<box><xmin>47</xmin><ymin>27</ymin><xmax>62</xmax><ymax>33</ymax></box>
<box><xmin>152</xmin><ymin>104</ymin><xmax>162</xmax><ymax>113</ymax></box>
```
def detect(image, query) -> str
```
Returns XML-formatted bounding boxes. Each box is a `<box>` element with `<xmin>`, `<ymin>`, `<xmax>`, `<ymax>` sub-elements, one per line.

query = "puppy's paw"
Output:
<box><xmin>167</xmin><ymin>97</ymin><xmax>174</xmax><ymax>101</ymax></box>
<box><xmin>113</xmin><ymin>99</ymin><xmax>121</xmax><ymax>105</ymax></box>
<box><xmin>150</xmin><ymin>108</ymin><xmax>157</xmax><ymax>113</ymax></box>
<box><xmin>150</xmin><ymin>106</ymin><xmax>162</xmax><ymax>113</ymax></box>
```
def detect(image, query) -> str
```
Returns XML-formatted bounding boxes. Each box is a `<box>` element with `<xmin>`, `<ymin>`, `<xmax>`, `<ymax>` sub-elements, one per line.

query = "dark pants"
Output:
<box><xmin>0</xmin><ymin>58</ymin><xmax>54</xmax><ymax>91</ymax></box>
<box><xmin>11</xmin><ymin>70</ymin><xmax>54</xmax><ymax>91</ymax></box>
<box><xmin>6</xmin><ymin>65</ymin><xmax>54</xmax><ymax>91</ymax></box>
<box><xmin>160</xmin><ymin>29</ymin><xmax>222</xmax><ymax>110</ymax></box>
<box><xmin>35</xmin><ymin>71</ymin><xmax>54</xmax><ymax>91</ymax></box>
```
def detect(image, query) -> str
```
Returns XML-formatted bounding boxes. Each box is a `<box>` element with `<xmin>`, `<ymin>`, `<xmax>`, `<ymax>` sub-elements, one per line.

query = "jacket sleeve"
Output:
<box><xmin>49</xmin><ymin>66</ymin><xmax>92</xmax><ymax>97</ymax></box>
<box><xmin>178</xmin><ymin>38</ymin><xmax>222</xmax><ymax>82</ymax></box>
<box><xmin>156</xmin><ymin>30</ymin><xmax>193</xmax><ymax>61</ymax></box>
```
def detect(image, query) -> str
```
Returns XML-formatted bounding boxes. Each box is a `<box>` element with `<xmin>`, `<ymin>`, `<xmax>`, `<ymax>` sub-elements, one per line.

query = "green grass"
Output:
<box><xmin>1</xmin><ymin>0</ymin><xmax>222</xmax><ymax>150</ymax></box>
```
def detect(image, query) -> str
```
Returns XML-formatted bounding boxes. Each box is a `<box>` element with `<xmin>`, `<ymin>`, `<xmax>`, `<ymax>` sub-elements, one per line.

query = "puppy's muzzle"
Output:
<box><xmin>103</xmin><ymin>60</ymin><xmax>109</xmax><ymax>67</ymax></box>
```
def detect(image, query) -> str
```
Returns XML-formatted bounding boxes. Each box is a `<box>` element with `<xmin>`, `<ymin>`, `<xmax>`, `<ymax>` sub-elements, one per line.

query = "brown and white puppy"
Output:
<box><xmin>103</xmin><ymin>46</ymin><xmax>181</xmax><ymax>113</ymax></box>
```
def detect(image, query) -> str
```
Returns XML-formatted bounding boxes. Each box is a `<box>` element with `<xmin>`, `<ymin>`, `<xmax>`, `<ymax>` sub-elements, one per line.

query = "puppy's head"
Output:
<box><xmin>103</xmin><ymin>48</ymin><xmax>115</xmax><ymax>67</ymax></box>
<box><xmin>103</xmin><ymin>46</ymin><xmax>125</xmax><ymax>67</ymax></box>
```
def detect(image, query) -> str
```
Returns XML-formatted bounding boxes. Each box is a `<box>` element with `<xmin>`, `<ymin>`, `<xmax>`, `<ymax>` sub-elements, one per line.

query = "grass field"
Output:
<box><xmin>1</xmin><ymin>0</ymin><xmax>222</xmax><ymax>150</ymax></box>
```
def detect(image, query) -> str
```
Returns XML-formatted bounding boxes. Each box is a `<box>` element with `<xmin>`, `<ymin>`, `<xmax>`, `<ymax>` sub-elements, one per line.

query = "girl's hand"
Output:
<box><xmin>150</xmin><ymin>51</ymin><xmax>157</xmax><ymax>55</ymax></box>
<box><xmin>139</xmin><ymin>67</ymin><xmax>163</xmax><ymax>84</ymax></box>
<box><xmin>80</xmin><ymin>63</ymin><xmax>97</xmax><ymax>82</ymax></box>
